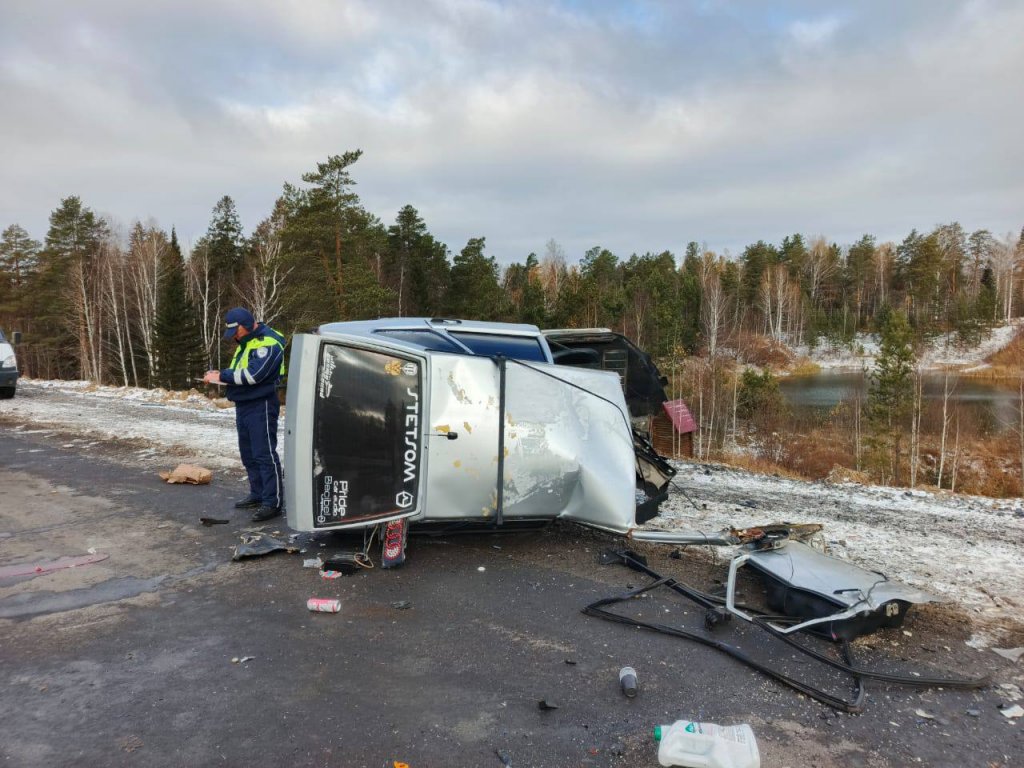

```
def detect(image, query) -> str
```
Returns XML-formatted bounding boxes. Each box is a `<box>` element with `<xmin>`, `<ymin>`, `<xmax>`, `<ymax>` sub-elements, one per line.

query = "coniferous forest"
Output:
<box><xmin>2</xmin><ymin>150</ymin><xmax>1023</xmax><ymax>495</ymax></box>
<box><xmin>2</xmin><ymin>150</ymin><xmax>1020</xmax><ymax>387</ymax></box>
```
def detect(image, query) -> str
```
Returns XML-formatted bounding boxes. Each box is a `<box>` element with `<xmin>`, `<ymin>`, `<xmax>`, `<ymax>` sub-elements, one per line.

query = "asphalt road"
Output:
<box><xmin>0</xmin><ymin>426</ymin><xmax>1021</xmax><ymax>767</ymax></box>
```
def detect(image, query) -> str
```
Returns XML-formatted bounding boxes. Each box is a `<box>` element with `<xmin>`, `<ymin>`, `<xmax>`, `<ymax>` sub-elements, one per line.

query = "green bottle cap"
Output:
<box><xmin>654</xmin><ymin>725</ymin><xmax>662</xmax><ymax>742</ymax></box>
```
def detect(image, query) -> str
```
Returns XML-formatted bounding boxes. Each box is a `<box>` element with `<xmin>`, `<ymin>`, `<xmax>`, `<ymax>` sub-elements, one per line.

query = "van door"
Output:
<box><xmin>285</xmin><ymin>334</ymin><xmax>427</xmax><ymax>531</ymax></box>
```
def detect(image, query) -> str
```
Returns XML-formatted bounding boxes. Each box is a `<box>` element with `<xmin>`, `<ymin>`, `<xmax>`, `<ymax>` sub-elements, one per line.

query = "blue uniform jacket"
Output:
<box><xmin>218</xmin><ymin>323</ymin><xmax>286</xmax><ymax>402</ymax></box>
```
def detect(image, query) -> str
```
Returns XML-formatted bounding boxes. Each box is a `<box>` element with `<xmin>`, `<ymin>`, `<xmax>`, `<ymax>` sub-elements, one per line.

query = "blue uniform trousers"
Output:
<box><xmin>235</xmin><ymin>394</ymin><xmax>283</xmax><ymax>509</ymax></box>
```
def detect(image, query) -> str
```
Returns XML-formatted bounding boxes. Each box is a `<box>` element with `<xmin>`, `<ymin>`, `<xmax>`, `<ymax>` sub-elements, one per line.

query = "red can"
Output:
<box><xmin>306</xmin><ymin>598</ymin><xmax>341</xmax><ymax>613</ymax></box>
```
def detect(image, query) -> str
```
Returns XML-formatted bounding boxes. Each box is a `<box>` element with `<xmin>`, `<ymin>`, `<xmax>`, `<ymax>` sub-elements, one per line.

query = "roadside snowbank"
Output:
<box><xmin>0</xmin><ymin>379</ymin><xmax>241</xmax><ymax>470</ymax></box>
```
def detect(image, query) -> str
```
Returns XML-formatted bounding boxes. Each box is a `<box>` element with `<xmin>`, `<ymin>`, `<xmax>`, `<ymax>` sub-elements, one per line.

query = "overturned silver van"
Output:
<box><xmin>284</xmin><ymin>318</ymin><xmax>676</xmax><ymax>535</ymax></box>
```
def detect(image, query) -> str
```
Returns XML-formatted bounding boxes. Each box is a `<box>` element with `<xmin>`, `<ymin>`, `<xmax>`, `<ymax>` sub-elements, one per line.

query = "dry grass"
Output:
<box><xmin>787</xmin><ymin>358</ymin><xmax>822</xmax><ymax>377</ymax></box>
<box><xmin>717</xmin><ymin>451</ymin><xmax>806</xmax><ymax>480</ymax></box>
<box><xmin>986</xmin><ymin>326</ymin><xmax>1024</xmax><ymax>367</ymax></box>
<box><xmin>726</xmin><ymin>423</ymin><xmax>1023</xmax><ymax>498</ymax></box>
<box><xmin>734</xmin><ymin>332</ymin><xmax>796</xmax><ymax>370</ymax></box>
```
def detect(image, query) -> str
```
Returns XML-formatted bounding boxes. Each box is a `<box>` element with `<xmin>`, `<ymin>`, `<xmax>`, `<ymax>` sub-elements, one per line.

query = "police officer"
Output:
<box><xmin>204</xmin><ymin>307</ymin><xmax>286</xmax><ymax>522</ymax></box>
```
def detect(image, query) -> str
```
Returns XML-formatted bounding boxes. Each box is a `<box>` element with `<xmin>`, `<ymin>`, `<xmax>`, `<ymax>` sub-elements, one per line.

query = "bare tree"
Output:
<box><xmin>128</xmin><ymin>223</ymin><xmax>166</xmax><ymax>382</ymax></box>
<box><xmin>699</xmin><ymin>252</ymin><xmax>727</xmax><ymax>357</ymax></box>
<box><xmin>909</xmin><ymin>366</ymin><xmax>924</xmax><ymax>486</ymax></box>
<box><xmin>950</xmin><ymin>414</ymin><xmax>961</xmax><ymax>492</ymax></box>
<box><xmin>874</xmin><ymin>242</ymin><xmax>895</xmax><ymax>309</ymax></box>
<box><xmin>759</xmin><ymin>264</ymin><xmax>791</xmax><ymax>343</ymax></box>
<box><xmin>538</xmin><ymin>239</ymin><xmax>567</xmax><ymax>316</ymax></box>
<box><xmin>804</xmin><ymin>235</ymin><xmax>837</xmax><ymax>307</ymax></box>
<box><xmin>186</xmin><ymin>240</ymin><xmax>221</xmax><ymax>369</ymax></box>
<box><xmin>238</xmin><ymin>214</ymin><xmax>293</xmax><ymax>325</ymax></box>
<box><xmin>936</xmin><ymin>372</ymin><xmax>957</xmax><ymax>488</ymax></box>
<box><xmin>991</xmin><ymin>232</ymin><xmax>1020</xmax><ymax>322</ymax></box>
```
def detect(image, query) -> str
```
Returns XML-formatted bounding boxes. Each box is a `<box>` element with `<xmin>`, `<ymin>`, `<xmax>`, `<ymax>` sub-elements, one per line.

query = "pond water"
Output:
<box><xmin>778</xmin><ymin>370</ymin><xmax>1022</xmax><ymax>434</ymax></box>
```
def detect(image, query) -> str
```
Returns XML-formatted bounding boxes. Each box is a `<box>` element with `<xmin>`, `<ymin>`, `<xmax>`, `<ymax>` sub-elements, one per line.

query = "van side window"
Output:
<box><xmin>448</xmin><ymin>332</ymin><xmax>547</xmax><ymax>362</ymax></box>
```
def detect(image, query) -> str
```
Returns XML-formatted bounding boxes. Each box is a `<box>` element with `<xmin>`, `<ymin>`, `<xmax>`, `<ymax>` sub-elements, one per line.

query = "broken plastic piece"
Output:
<box><xmin>381</xmin><ymin>518</ymin><xmax>408</xmax><ymax>569</ymax></box>
<box><xmin>999</xmin><ymin>704</ymin><xmax>1023</xmax><ymax>719</ymax></box>
<box><xmin>537</xmin><ymin>700</ymin><xmax>559</xmax><ymax>711</ymax></box>
<box><xmin>232</xmin><ymin>533</ymin><xmax>300</xmax><ymax>560</ymax></box>
<box><xmin>200</xmin><ymin>517</ymin><xmax>229</xmax><ymax>526</ymax></box>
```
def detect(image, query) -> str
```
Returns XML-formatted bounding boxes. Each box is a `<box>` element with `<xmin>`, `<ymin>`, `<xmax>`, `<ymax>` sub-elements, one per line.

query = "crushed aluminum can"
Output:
<box><xmin>306</xmin><ymin>598</ymin><xmax>341</xmax><ymax>613</ymax></box>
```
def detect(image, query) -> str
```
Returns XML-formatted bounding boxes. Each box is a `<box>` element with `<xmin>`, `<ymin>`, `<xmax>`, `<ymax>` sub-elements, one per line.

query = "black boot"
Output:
<box><xmin>234</xmin><ymin>496</ymin><xmax>261</xmax><ymax>509</ymax></box>
<box><xmin>251</xmin><ymin>505</ymin><xmax>282</xmax><ymax>522</ymax></box>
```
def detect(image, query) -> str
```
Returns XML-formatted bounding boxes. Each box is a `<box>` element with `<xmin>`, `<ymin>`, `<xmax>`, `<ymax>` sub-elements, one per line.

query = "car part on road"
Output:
<box><xmin>586</xmin><ymin>551</ymin><xmax>989</xmax><ymax>713</ymax></box>
<box><xmin>231</xmin><ymin>532</ymin><xmax>299</xmax><ymax>560</ymax></box>
<box><xmin>725</xmin><ymin>539</ymin><xmax>937</xmax><ymax>641</ymax></box>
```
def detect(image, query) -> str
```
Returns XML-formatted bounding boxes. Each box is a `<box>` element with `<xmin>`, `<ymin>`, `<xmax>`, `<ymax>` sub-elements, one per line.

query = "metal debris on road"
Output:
<box><xmin>992</xmin><ymin>647</ymin><xmax>1024</xmax><ymax>663</ymax></box>
<box><xmin>232</xmin><ymin>533</ymin><xmax>299</xmax><ymax>560</ymax></box>
<box><xmin>200</xmin><ymin>517</ymin><xmax>229</xmax><ymax>526</ymax></box>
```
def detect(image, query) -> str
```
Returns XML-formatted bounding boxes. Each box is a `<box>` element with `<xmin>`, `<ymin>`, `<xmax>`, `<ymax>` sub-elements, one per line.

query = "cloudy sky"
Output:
<box><xmin>1</xmin><ymin>0</ymin><xmax>1021</xmax><ymax>263</ymax></box>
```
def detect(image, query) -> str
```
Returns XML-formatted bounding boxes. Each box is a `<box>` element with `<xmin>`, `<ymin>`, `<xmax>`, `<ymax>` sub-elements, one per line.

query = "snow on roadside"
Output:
<box><xmin>0</xmin><ymin>379</ymin><xmax>242</xmax><ymax>470</ymax></box>
<box><xmin>794</xmin><ymin>320</ymin><xmax>1022</xmax><ymax>371</ymax></box>
<box><xmin>650</xmin><ymin>462</ymin><xmax>1024</xmax><ymax>634</ymax></box>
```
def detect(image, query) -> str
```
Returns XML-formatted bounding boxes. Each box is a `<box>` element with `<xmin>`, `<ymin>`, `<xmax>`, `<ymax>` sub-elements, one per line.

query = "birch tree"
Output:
<box><xmin>240</xmin><ymin>212</ymin><xmax>292</xmax><ymax>325</ymax></box>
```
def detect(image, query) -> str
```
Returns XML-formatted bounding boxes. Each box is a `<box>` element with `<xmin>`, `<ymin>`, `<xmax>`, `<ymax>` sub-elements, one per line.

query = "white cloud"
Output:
<box><xmin>789</xmin><ymin>14</ymin><xmax>844</xmax><ymax>47</ymax></box>
<box><xmin>0</xmin><ymin>0</ymin><xmax>1020</xmax><ymax>263</ymax></box>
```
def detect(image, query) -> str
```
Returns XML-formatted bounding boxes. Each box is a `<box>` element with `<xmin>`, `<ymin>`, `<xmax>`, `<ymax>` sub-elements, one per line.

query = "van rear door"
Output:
<box><xmin>285</xmin><ymin>334</ymin><xmax>427</xmax><ymax>530</ymax></box>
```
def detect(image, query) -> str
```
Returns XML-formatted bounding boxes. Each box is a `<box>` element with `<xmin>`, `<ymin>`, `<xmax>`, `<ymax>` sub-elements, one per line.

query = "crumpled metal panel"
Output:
<box><xmin>422</xmin><ymin>355</ymin><xmax>636</xmax><ymax>532</ymax></box>
<box><xmin>747</xmin><ymin>540</ymin><xmax>938</xmax><ymax>609</ymax></box>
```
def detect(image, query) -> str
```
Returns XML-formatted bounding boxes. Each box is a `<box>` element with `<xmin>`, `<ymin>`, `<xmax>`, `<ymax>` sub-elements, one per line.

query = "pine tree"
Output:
<box><xmin>153</xmin><ymin>229</ymin><xmax>203</xmax><ymax>389</ymax></box>
<box><xmin>0</xmin><ymin>224</ymin><xmax>41</xmax><ymax>290</ymax></box>
<box><xmin>387</xmin><ymin>205</ymin><xmax>451</xmax><ymax>317</ymax></box>
<box><xmin>867</xmin><ymin>309</ymin><xmax>916</xmax><ymax>484</ymax></box>
<box><xmin>448</xmin><ymin>237</ymin><xmax>502</xmax><ymax>320</ymax></box>
<box><xmin>30</xmin><ymin>197</ymin><xmax>108</xmax><ymax>379</ymax></box>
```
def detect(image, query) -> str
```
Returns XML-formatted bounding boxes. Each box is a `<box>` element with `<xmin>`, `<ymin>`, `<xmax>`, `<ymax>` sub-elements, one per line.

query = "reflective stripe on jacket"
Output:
<box><xmin>220</xmin><ymin>324</ymin><xmax>286</xmax><ymax>402</ymax></box>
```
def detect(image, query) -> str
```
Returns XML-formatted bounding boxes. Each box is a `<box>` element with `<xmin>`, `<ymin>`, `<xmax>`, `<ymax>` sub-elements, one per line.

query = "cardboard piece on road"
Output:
<box><xmin>159</xmin><ymin>464</ymin><xmax>212</xmax><ymax>485</ymax></box>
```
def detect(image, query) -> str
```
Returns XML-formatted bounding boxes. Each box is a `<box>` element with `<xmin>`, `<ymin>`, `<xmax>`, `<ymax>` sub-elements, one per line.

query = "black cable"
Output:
<box><xmin>751</xmin><ymin>614</ymin><xmax>988</xmax><ymax>689</ymax></box>
<box><xmin>586</xmin><ymin>554</ymin><xmax>989</xmax><ymax>712</ymax></box>
<box><xmin>582</xmin><ymin>579</ymin><xmax>867</xmax><ymax>713</ymax></box>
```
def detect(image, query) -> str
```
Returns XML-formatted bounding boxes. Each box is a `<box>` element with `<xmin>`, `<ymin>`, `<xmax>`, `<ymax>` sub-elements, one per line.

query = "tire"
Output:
<box><xmin>0</xmin><ymin>386</ymin><xmax>15</xmax><ymax>399</ymax></box>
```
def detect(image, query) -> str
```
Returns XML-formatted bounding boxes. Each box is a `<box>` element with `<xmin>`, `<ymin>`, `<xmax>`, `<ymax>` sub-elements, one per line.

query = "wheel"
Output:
<box><xmin>0</xmin><ymin>386</ymin><xmax>15</xmax><ymax>399</ymax></box>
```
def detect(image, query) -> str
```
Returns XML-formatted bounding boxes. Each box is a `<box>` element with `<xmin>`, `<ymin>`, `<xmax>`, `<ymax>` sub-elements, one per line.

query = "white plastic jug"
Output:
<box><xmin>654</xmin><ymin>720</ymin><xmax>760</xmax><ymax>768</ymax></box>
